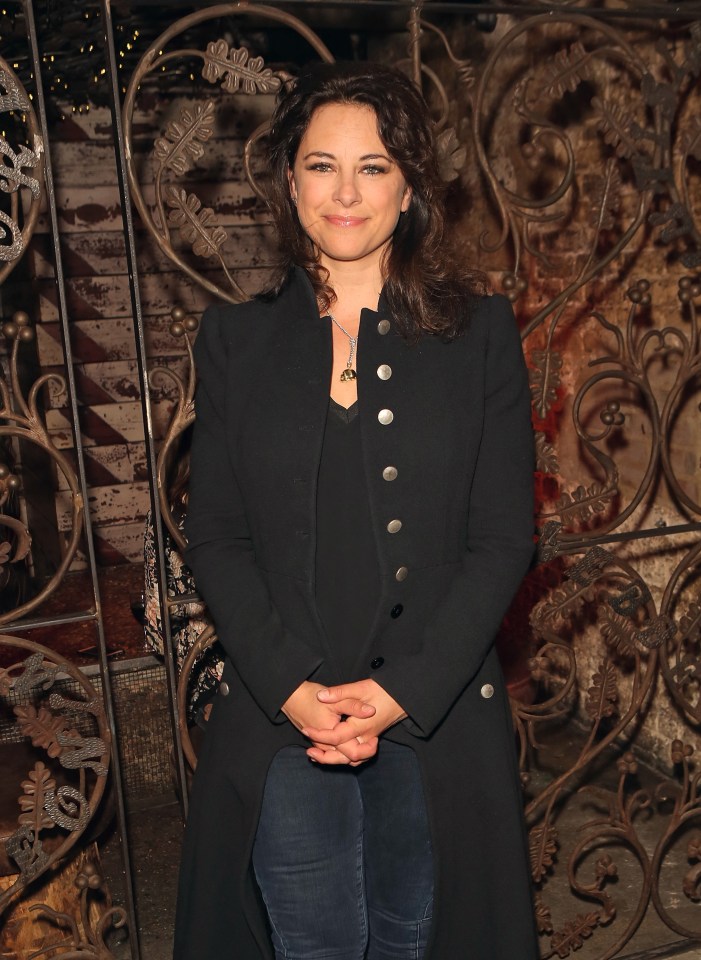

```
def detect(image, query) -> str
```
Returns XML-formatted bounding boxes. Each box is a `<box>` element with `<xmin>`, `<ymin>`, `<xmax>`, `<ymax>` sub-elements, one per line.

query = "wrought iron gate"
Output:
<box><xmin>1</xmin><ymin>2</ymin><xmax>701</xmax><ymax>958</ymax></box>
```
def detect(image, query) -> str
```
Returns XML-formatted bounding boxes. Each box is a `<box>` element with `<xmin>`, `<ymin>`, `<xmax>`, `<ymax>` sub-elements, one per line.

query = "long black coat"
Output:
<box><xmin>174</xmin><ymin>267</ymin><xmax>538</xmax><ymax>960</ymax></box>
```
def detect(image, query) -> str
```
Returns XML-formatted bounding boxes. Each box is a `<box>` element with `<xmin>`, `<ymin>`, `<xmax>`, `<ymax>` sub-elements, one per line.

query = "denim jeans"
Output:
<box><xmin>251</xmin><ymin>740</ymin><xmax>434</xmax><ymax>960</ymax></box>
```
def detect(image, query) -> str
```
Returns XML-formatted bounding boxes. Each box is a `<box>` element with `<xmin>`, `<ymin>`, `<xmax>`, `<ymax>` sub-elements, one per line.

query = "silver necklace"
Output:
<box><xmin>328</xmin><ymin>313</ymin><xmax>357</xmax><ymax>381</ymax></box>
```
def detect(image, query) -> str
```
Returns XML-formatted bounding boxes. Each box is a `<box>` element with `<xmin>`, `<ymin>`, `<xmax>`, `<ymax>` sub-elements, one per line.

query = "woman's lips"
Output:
<box><xmin>323</xmin><ymin>216</ymin><xmax>367</xmax><ymax>227</ymax></box>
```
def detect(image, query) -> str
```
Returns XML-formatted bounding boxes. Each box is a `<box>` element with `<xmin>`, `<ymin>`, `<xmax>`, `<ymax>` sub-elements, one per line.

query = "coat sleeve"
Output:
<box><xmin>183</xmin><ymin>306</ymin><xmax>324</xmax><ymax>722</ymax></box>
<box><xmin>374</xmin><ymin>295</ymin><xmax>535</xmax><ymax>738</ymax></box>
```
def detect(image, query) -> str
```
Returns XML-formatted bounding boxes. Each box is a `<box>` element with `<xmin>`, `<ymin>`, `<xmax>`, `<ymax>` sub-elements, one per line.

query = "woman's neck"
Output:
<box><xmin>323</xmin><ymin>260</ymin><xmax>384</xmax><ymax>320</ymax></box>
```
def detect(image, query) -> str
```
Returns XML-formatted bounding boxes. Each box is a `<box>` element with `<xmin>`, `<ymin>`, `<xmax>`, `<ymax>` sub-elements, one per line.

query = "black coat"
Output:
<box><xmin>174</xmin><ymin>268</ymin><xmax>538</xmax><ymax>960</ymax></box>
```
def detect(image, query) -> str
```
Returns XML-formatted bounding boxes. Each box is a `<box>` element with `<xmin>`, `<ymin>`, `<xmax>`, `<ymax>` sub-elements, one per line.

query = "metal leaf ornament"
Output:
<box><xmin>550</xmin><ymin>913</ymin><xmax>600</xmax><ymax>958</ymax></box>
<box><xmin>585</xmin><ymin>660</ymin><xmax>619</xmax><ymax>720</ymax></box>
<box><xmin>529</xmin><ymin>349</ymin><xmax>562</xmax><ymax>419</ymax></box>
<box><xmin>202</xmin><ymin>41</ymin><xmax>281</xmax><ymax>95</ymax></box>
<box><xmin>535</xmin><ymin>432</ymin><xmax>559</xmax><ymax>475</ymax></box>
<box><xmin>529</xmin><ymin>822</ymin><xmax>559</xmax><ymax>883</ymax></box>
<box><xmin>165</xmin><ymin>186</ymin><xmax>228</xmax><ymax>259</ymax></box>
<box><xmin>17</xmin><ymin>761</ymin><xmax>56</xmax><ymax>832</ymax></box>
<box><xmin>544</xmin><ymin>41</ymin><xmax>592</xmax><ymax>99</ymax></box>
<box><xmin>436</xmin><ymin>126</ymin><xmax>466</xmax><ymax>182</ymax></box>
<box><xmin>591</xmin><ymin>96</ymin><xmax>639</xmax><ymax>159</ymax></box>
<box><xmin>154</xmin><ymin>101</ymin><xmax>215</xmax><ymax>176</ymax></box>
<box><xmin>555</xmin><ymin>481</ymin><xmax>617</xmax><ymax>524</ymax></box>
<box><xmin>599</xmin><ymin>605</ymin><xmax>636</xmax><ymax>659</ymax></box>
<box><xmin>534</xmin><ymin>895</ymin><xmax>554</xmax><ymax>935</ymax></box>
<box><xmin>530</xmin><ymin>579</ymin><xmax>592</xmax><ymax>633</ymax></box>
<box><xmin>14</xmin><ymin>703</ymin><xmax>72</xmax><ymax>759</ymax></box>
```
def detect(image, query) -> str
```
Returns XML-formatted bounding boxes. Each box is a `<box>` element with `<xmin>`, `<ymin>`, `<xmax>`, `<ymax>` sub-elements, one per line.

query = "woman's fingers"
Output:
<box><xmin>332</xmin><ymin>698</ymin><xmax>375</xmax><ymax>718</ymax></box>
<box><xmin>306</xmin><ymin>736</ymin><xmax>378</xmax><ymax>765</ymax></box>
<box><xmin>337</xmin><ymin>736</ymin><xmax>378</xmax><ymax>763</ymax></box>
<box><xmin>301</xmin><ymin>720</ymin><xmax>361</xmax><ymax>745</ymax></box>
<box><xmin>317</xmin><ymin>682</ymin><xmax>370</xmax><ymax>703</ymax></box>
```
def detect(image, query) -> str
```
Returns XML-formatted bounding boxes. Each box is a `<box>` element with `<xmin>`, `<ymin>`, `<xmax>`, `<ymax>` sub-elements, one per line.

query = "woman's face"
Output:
<box><xmin>288</xmin><ymin>102</ymin><xmax>411</xmax><ymax>276</ymax></box>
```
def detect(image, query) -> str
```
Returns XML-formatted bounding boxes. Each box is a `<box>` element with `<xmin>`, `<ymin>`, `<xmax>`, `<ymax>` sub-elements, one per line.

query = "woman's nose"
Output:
<box><xmin>333</xmin><ymin>174</ymin><xmax>361</xmax><ymax>206</ymax></box>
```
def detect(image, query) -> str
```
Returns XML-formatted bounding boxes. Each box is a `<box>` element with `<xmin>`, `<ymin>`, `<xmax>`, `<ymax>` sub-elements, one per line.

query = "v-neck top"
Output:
<box><xmin>315</xmin><ymin>397</ymin><xmax>381</xmax><ymax>682</ymax></box>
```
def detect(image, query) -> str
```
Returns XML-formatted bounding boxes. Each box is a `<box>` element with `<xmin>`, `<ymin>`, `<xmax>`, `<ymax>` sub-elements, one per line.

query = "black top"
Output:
<box><xmin>315</xmin><ymin>397</ymin><xmax>381</xmax><ymax>682</ymax></box>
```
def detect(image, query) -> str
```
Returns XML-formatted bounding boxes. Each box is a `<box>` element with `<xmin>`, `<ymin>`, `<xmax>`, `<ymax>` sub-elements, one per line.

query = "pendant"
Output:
<box><xmin>340</xmin><ymin>368</ymin><xmax>357</xmax><ymax>382</ymax></box>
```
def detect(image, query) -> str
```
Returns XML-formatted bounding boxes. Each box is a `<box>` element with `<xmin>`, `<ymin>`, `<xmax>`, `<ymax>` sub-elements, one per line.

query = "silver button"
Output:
<box><xmin>377</xmin><ymin>319</ymin><xmax>390</xmax><ymax>335</ymax></box>
<box><xmin>378</xmin><ymin>409</ymin><xmax>394</xmax><ymax>425</ymax></box>
<box><xmin>395</xmin><ymin>566</ymin><xmax>408</xmax><ymax>581</ymax></box>
<box><xmin>387</xmin><ymin>519</ymin><xmax>402</xmax><ymax>533</ymax></box>
<box><xmin>220</xmin><ymin>681</ymin><xmax>230</xmax><ymax>697</ymax></box>
<box><xmin>480</xmin><ymin>684</ymin><xmax>494</xmax><ymax>699</ymax></box>
<box><xmin>382</xmin><ymin>466</ymin><xmax>398</xmax><ymax>481</ymax></box>
<box><xmin>377</xmin><ymin>364</ymin><xmax>392</xmax><ymax>380</ymax></box>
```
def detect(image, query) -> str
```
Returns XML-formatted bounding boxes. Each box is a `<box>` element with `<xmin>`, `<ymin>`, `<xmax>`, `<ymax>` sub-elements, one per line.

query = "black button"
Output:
<box><xmin>370</xmin><ymin>657</ymin><xmax>385</xmax><ymax>670</ymax></box>
<box><xmin>390</xmin><ymin>604</ymin><xmax>403</xmax><ymax>619</ymax></box>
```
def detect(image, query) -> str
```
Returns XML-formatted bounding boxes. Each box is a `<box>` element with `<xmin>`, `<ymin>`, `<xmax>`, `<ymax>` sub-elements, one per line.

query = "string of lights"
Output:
<box><xmin>1</xmin><ymin>5</ymin><xmax>256</xmax><ymax>119</ymax></box>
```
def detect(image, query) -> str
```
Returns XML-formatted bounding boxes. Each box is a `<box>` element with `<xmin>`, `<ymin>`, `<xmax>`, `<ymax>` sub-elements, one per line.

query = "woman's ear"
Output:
<box><xmin>401</xmin><ymin>185</ymin><xmax>412</xmax><ymax>213</ymax></box>
<box><xmin>287</xmin><ymin>167</ymin><xmax>297</xmax><ymax>205</ymax></box>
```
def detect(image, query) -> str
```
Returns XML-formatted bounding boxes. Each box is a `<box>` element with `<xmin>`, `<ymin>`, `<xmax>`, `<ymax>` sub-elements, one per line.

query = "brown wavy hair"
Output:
<box><xmin>264</xmin><ymin>61</ymin><xmax>487</xmax><ymax>341</ymax></box>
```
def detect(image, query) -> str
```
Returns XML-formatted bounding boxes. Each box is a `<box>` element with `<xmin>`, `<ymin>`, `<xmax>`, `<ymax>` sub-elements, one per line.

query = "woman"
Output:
<box><xmin>175</xmin><ymin>62</ymin><xmax>537</xmax><ymax>960</ymax></box>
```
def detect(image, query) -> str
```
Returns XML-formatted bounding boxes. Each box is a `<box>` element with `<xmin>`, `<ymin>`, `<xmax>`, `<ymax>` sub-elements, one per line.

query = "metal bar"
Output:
<box><xmin>616</xmin><ymin>939</ymin><xmax>701</xmax><ymax>960</ymax></box>
<box><xmin>3</xmin><ymin>610</ymin><xmax>98</xmax><ymax>631</ymax></box>
<box><xmin>77</xmin><ymin>0</ymin><xmax>701</xmax><ymax>20</ymax></box>
<box><xmin>409</xmin><ymin>2</ymin><xmax>423</xmax><ymax>86</ymax></box>
<box><xmin>553</xmin><ymin>521</ymin><xmax>701</xmax><ymax>555</ymax></box>
<box><xmin>99</xmin><ymin>0</ymin><xmax>190</xmax><ymax>831</ymax></box>
<box><xmin>20</xmin><ymin>2</ymin><xmax>142</xmax><ymax>957</ymax></box>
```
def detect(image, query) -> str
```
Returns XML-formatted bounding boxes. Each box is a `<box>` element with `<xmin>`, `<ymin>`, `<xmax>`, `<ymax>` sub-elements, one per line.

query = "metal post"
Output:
<box><xmin>21</xmin><ymin>0</ymin><xmax>142</xmax><ymax>956</ymax></box>
<box><xmin>98</xmin><ymin>0</ymin><xmax>190</xmax><ymax>829</ymax></box>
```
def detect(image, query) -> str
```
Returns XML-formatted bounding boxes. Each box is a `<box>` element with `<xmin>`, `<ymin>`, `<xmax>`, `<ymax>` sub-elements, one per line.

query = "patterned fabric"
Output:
<box><xmin>143</xmin><ymin>509</ymin><xmax>224</xmax><ymax>722</ymax></box>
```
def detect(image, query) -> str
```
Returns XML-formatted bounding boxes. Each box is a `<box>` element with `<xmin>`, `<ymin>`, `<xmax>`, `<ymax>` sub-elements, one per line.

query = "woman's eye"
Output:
<box><xmin>308</xmin><ymin>162</ymin><xmax>333</xmax><ymax>173</ymax></box>
<box><xmin>362</xmin><ymin>165</ymin><xmax>387</xmax><ymax>176</ymax></box>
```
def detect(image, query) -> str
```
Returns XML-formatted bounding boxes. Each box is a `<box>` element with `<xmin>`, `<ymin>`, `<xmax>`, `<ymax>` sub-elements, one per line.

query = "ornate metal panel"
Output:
<box><xmin>0</xmin><ymin>3</ymin><xmax>139</xmax><ymax>958</ymax></box>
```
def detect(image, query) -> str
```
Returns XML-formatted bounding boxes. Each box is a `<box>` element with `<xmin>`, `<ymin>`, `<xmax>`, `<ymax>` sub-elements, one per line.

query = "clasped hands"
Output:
<box><xmin>281</xmin><ymin>679</ymin><xmax>407</xmax><ymax>767</ymax></box>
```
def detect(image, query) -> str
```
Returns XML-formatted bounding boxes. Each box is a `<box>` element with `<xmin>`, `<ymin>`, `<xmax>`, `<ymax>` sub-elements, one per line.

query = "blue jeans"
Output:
<box><xmin>252</xmin><ymin>740</ymin><xmax>434</xmax><ymax>960</ymax></box>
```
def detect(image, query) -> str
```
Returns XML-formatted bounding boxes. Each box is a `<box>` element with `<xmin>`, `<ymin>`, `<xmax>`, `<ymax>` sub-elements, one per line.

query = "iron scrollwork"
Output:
<box><xmin>27</xmin><ymin>853</ymin><xmax>127</xmax><ymax>960</ymax></box>
<box><xmin>0</xmin><ymin>312</ymin><xmax>85</xmax><ymax>623</ymax></box>
<box><xmin>0</xmin><ymin>59</ymin><xmax>44</xmax><ymax>283</ymax></box>
<box><xmin>122</xmin><ymin>3</ymin><xmax>335</xmax><ymax>304</ymax></box>
<box><xmin>0</xmin><ymin>57</ymin><xmax>44</xmax><ymax>284</ymax></box>
<box><xmin>451</xmin><ymin>12</ymin><xmax>701</xmax><ymax>956</ymax></box>
<box><xmin>0</xmin><ymin>639</ymin><xmax>110</xmax><ymax>913</ymax></box>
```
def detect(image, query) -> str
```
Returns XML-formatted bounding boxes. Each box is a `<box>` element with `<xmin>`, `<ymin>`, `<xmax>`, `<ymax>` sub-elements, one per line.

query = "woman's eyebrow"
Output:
<box><xmin>301</xmin><ymin>150</ymin><xmax>393</xmax><ymax>162</ymax></box>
